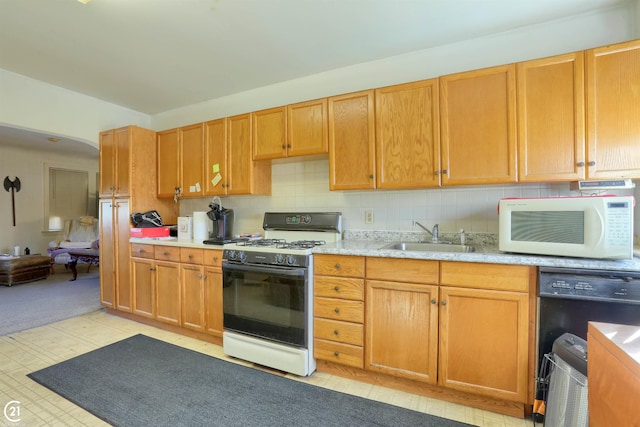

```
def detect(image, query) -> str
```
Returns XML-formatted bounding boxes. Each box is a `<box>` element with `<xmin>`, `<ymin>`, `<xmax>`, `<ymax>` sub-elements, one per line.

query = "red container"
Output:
<box><xmin>130</xmin><ymin>226</ymin><xmax>170</xmax><ymax>238</ymax></box>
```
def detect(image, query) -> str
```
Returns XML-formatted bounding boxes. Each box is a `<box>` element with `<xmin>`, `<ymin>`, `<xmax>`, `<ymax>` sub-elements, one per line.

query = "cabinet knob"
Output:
<box><xmin>281</xmin><ymin>144</ymin><xmax>286</xmax><ymax>149</ymax></box>
<box><xmin>442</xmin><ymin>169</ymin><xmax>448</xmax><ymax>175</ymax></box>
<box><xmin>334</xmin><ymin>351</ymin><xmax>339</xmax><ymax>357</ymax></box>
<box><xmin>163</xmin><ymin>251</ymin><xmax>169</xmax><ymax>256</ymax></box>
<box><xmin>335</xmin><ymin>263</ymin><xmax>341</xmax><ymax>269</ymax></box>
<box><xmin>588</xmin><ymin>161</ymin><xmax>596</xmax><ymax>166</ymax></box>
<box><xmin>577</xmin><ymin>161</ymin><xmax>585</xmax><ymax>167</ymax></box>
<box><xmin>434</xmin><ymin>170</ymin><xmax>440</xmax><ymax>176</ymax></box>
<box><xmin>369</xmin><ymin>174</ymin><xmax>374</xmax><ymax>179</ymax></box>
<box><xmin>213</xmin><ymin>256</ymin><xmax>218</xmax><ymax>262</ymax></box>
<box><xmin>150</xmin><ymin>267</ymin><xmax>156</xmax><ymax>271</ymax></box>
<box><xmin>188</xmin><ymin>254</ymin><xmax>193</xmax><ymax>259</ymax></box>
<box><xmin>334</xmin><ymin>308</ymin><xmax>340</xmax><ymax>314</ymax></box>
<box><xmin>441</xmin><ymin>300</ymin><xmax>447</xmax><ymax>306</ymax></box>
<box><xmin>286</xmin><ymin>144</ymin><xmax>291</xmax><ymax>148</ymax></box>
<box><xmin>334</xmin><ymin>286</ymin><xmax>340</xmax><ymax>291</ymax></box>
<box><xmin>333</xmin><ymin>329</ymin><xmax>339</xmax><ymax>335</ymax></box>
<box><xmin>431</xmin><ymin>298</ymin><xmax>437</xmax><ymax>304</ymax></box>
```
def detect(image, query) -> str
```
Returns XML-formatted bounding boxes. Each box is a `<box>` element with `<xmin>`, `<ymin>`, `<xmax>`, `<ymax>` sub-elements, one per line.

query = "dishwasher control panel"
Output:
<box><xmin>539</xmin><ymin>267</ymin><xmax>640</xmax><ymax>303</ymax></box>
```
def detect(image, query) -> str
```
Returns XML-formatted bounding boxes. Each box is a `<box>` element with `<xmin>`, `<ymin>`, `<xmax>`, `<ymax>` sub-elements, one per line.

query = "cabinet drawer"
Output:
<box><xmin>440</xmin><ymin>261</ymin><xmax>533</xmax><ymax>292</ymax></box>
<box><xmin>314</xmin><ymin>255</ymin><xmax>364</xmax><ymax>277</ymax></box>
<box><xmin>154</xmin><ymin>246</ymin><xmax>180</xmax><ymax>262</ymax></box>
<box><xmin>180</xmin><ymin>248</ymin><xmax>204</xmax><ymax>264</ymax></box>
<box><xmin>315</xmin><ymin>297</ymin><xmax>364</xmax><ymax>323</ymax></box>
<box><xmin>314</xmin><ymin>277</ymin><xmax>364</xmax><ymax>300</ymax></box>
<box><xmin>314</xmin><ymin>318</ymin><xmax>363</xmax><ymax>346</ymax></box>
<box><xmin>314</xmin><ymin>339</ymin><xmax>363</xmax><ymax>368</ymax></box>
<box><xmin>203</xmin><ymin>249</ymin><xmax>223</xmax><ymax>268</ymax></box>
<box><xmin>366</xmin><ymin>257</ymin><xmax>439</xmax><ymax>284</ymax></box>
<box><xmin>131</xmin><ymin>244</ymin><xmax>154</xmax><ymax>259</ymax></box>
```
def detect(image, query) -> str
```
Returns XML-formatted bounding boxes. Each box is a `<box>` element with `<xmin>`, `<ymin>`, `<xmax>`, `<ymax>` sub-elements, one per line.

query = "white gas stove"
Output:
<box><xmin>221</xmin><ymin>212</ymin><xmax>342</xmax><ymax>376</ymax></box>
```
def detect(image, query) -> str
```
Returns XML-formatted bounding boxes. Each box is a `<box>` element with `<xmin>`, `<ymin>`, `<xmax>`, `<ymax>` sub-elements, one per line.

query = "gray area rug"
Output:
<box><xmin>0</xmin><ymin>269</ymin><xmax>101</xmax><ymax>336</ymax></box>
<box><xmin>28</xmin><ymin>334</ymin><xmax>474</xmax><ymax>427</ymax></box>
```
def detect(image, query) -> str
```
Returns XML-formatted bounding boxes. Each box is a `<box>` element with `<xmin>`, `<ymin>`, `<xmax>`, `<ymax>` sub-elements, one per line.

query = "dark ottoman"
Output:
<box><xmin>0</xmin><ymin>255</ymin><xmax>51</xmax><ymax>286</ymax></box>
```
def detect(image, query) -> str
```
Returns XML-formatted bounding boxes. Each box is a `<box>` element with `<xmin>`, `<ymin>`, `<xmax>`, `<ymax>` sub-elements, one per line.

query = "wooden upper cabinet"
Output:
<box><xmin>99</xmin><ymin>127</ymin><xmax>131</xmax><ymax>197</ymax></box>
<box><xmin>180</xmin><ymin>123</ymin><xmax>205</xmax><ymax>198</ymax></box>
<box><xmin>440</xmin><ymin>64</ymin><xmax>517</xmax><ymax>185</ymax></box>
<box><xmin>228</xmin><ymin>113</ymin><xmax>271</xmax><ymax>195</ymax></box>
<box><xmin>156</xmin><ymin>128</ymin><xmax>180</xmax><ymax>199</ymax></box>
<box><xmin>586</xmin><ymin>39</ymin><xmax>640</xmax><ymax>179</ymax></box>
<box><xmin>287</xmin><ymin>98</ymin><xmax>329</xmax><ymax>157</ymax></box>
<box><xmin>517</xmin><ymin>52</ymin><xmax>585</xmax><ymax>182</ymax></box>
<box><xmin>252</xmin><ymin>106</ymin><xmax>287</xmax><ymax>160</ymax></box>
<box><xmin>99</xmin><ymin>129</ymin><xmax>116</xmax><ymax>197</ymax></box>
<box><xmin>375</xmin><ymin>79</ymin><xmax>440</xmax><ymax>189</ymax></box>
<box><xmin>328</xmin><ymin>90</ymin><xmax>376</xmax><ymax>190</ymax></box>
<box><xmin>204</xmin><ymin>118</ymin><xmax>228</xmax><ymax>196</ymax></box>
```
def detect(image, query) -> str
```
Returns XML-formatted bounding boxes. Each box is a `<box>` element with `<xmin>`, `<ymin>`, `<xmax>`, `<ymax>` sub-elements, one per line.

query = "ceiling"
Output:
<box><xmin>0</xmin><ymin>0</ymin><xmax>632</xmax><ymax>158</ymax></box>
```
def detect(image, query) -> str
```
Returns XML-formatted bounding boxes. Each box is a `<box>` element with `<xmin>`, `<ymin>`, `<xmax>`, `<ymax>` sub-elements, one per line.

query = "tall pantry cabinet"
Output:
<box><xmin>99</xmin><ymin>125</ymin><xmax>178</xmax><ymax>309</ymax></box>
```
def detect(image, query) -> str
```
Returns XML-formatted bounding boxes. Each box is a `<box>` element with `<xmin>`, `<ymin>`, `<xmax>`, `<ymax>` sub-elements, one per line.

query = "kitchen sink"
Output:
<box><xmin>378</xmin><ymin>241</ymin><xmax>477</xmax><ymax>253</ymax></box>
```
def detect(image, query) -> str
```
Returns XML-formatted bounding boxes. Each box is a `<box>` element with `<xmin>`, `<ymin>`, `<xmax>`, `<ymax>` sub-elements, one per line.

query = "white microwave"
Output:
<box><xmin>498</xmin><ymin>195</ymin><xmax>635</xmax><ymax>259</ymax></box>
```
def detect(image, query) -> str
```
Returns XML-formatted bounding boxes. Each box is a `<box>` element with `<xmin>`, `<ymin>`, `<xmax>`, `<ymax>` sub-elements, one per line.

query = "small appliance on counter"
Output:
<box><xmin>204</xmin><ymin>196</ymin><xmax>235</xmax><ymax>244</ymax></box>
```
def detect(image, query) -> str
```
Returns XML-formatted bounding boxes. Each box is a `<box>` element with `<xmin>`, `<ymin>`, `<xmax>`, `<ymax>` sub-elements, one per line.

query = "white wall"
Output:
<box><xmin>0</xmin><ymin>145</ymin><xmax>99</xmax><ymax>255</ymax></box>
<box><xmin>0</xmin><ymin>70</ymin><xmax>150</xmax><ymax>148</ymax></box>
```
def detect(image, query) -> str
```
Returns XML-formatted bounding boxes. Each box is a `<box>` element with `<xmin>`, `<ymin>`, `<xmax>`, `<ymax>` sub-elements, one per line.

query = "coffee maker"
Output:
<box><xmin>206</xmin><ymin>196</ymin><xmax>234</xmax><ymax>242</ymax></box>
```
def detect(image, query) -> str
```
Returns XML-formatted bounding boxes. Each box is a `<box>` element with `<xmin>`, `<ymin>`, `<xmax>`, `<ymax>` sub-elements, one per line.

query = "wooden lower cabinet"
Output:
<box><xmin>313</xmin><ymin>255</ymin><xmax>365</xmax><ymax>368</ymax></box>
<box><xmin>128</xmin><ymin>244</ymin><xmax>223</xmax><ymax>337</ymax></box>
<box><xmin>131</xmin><ymin>257</ymin><xmax>155</xmax><ymax>318</ymax></box>
<box><xmin>155</xmin><ymin>261</ymin><xmax>181</xmax><ymax>326</ymax></box>
<box><xmin>316</xmin><ymin>256</ymin><xmax>535</xmax><ymax>414</ymax></box>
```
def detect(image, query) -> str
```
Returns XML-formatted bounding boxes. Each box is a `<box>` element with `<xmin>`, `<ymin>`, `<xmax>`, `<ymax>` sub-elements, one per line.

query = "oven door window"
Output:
<box><xmin>223</xmin><ymin>263</ymin><xmax>308</xmax><ymax>347</ymax></box>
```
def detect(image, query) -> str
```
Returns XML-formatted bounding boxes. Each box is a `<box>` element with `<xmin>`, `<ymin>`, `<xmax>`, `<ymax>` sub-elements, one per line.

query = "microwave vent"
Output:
<box><xmin>570</xmin><ymin>179</ymin><xmax>635</xmax><ymax>194</ymax></box>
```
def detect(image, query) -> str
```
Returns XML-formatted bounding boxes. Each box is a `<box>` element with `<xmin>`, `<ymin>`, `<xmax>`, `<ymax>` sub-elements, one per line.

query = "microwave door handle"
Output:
<box><xmin>592</xmin><ymin>208</ymin><xmax>605</xmax><ymax>246</ymax></box>
<box><xmin>222</xmin><ymin>262</ymin><xmax>306</xmax><ymax>277</ymax></box>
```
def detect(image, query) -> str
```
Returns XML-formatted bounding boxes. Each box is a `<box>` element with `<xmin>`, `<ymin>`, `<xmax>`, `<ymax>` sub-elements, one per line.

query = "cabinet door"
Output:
<box><xmin>114</xmin><ymin>126</ymin><xmax>131</xmax><ymax>197</ymax></box>
<box><xmin>132</xmin><ymin>257</ymin><xmax>155</xmax><ymax>318</ymax></box>
<box><xmin>114</xmin><ymin>198</ymin><xmax>132</xmax><ymax>312</ymax></box>
<box><xmin>366</xmin><ymin>280</ymin><xmax>439</xmax><ymax>384</ymax></box>
<box><xmin>438</xmin><ymin>286</ymin><xmax>529</xmax><ymax>402</ymax></box>
<box><xmin>98</xmin><ymin>199</ymin><xmax>115</xmax><ymax>308</ymax></box>
<box><xmin>204</xmin><ymin>118</ymin><xmax>228</xmax><ymax>196</ymax></box>
<box><xmin>181</xmin><ymin>264</ymin><xmax>205</xmax><ymax>332</ymax></box>
<box><xmin>375</xmin><ymin>79</ymin><xmax>440</xmax><ymax>189</ymax></box>
<box><xmin>157</xmin><ymin>128</ymin><xmax>181</xmax><ymax>198</ymax></box>
<box><xmin>287</xmin><ymin>98</ymin><xmax>328</xmax><ymax>157</ymax></box>
<box><xmin>328</xmin><ymin>90</ymin><xmax>375</xmax><ymax>190</ymax></box>
<box><xmin>253</xmin><ymin>106</ymin><xmax>287</xmax><ymax>160</ymax></box>
<box><xmin>99</xmin><ymin>130</ymin><xmax>116</xmax><ymax>197</ymax></box>
<box><xmin>440</xmin><ymin>64</ymin><xmax>517</xmax><ymax>185</ymax></box>
<box><xmin>155</xmin><ymin>260</ymin><xmax>181</xmax><ymax>325</ymax></box>
<box><xmin>180</xmin><ymin>123</ymin><xmax>205</xmax><ymax>198</ymax></box>
<box><xmin>204</xmin><ymin>266</ymin><xmax>223</xmax><ymax>336</ymax></box>
<box><xmin>227</xmin><ymin>113</ymin><xmax>252</xmax><ymax>194</ymax></box>
<box><xmin>517</xmin><ymin>52</ymin><xmax>585</xmax><ymax>182</ymax></box>
<box><xmin>586</xmin><ymin>39</ymin><xmax>640</xmax><ymax>179</ymax></box>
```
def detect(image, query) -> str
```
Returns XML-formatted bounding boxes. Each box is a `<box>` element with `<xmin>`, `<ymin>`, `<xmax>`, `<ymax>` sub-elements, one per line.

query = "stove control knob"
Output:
<box><xmin>286</xmin><ymin>255</ymin><xmax>296</xmax><ymax>265</ymax></box>
<box><xmin>275</xmin><ymin>254</ymin><xmax>285</xmax><ymax>264</ymax></box>
<box><xmin>302</xmin><ymin>215</ymin><xmax>311</xmax><ymax>224</ymax></box>
<box><xmin>227</xmin><ymin>250</ymin><xmax>236</xmax><ymax>260</ymax></box>
<box><xmin>238</xmin><ymin>251</ymin><xmax>247</xmax><ymax>263</ymax></box>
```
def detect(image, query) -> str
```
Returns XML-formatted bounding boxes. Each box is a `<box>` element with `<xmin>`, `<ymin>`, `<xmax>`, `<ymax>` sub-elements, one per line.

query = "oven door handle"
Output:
<box><xmin>222</xmin><ymin>261</ymin><xmax>306</xmax><ymax>276</ymax></box>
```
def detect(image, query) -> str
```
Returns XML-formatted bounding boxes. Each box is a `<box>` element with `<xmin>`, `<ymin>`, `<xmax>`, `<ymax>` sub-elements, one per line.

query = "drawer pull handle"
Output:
<box><xmin>333</xmin><ymin>329</ymin><xmax>339</xmax><ymax>335</ymax></box>
<box><xmin>334</xmin><ymin>286</ymin><xmax>339</xmax><ymax>291</ymax></box>
<box><xmin>334</xmin><ymin>308</ymin><xmax>340</xmax><ymax>314</ymax></box>
<box><xmin>335</xmin><ymin>263</ymin><xmax>341</xmax><ymax>269</ymax></box>
<box><xmin>333</xmin><ymin>351</ymin><xmax>339</xmax><ymax>357</ymax></box>
<box><xmin>431</xmin><ymin>298</ymin><xmax>437</xmax><ymax>304</ymax></box>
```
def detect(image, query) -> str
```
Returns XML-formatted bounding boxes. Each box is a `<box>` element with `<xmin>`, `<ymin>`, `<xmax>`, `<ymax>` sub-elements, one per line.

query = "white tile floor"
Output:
<box><xmin>0</xmin><ymin>310</ymin><xmax>540</xmax><ymax>426</ymax></box>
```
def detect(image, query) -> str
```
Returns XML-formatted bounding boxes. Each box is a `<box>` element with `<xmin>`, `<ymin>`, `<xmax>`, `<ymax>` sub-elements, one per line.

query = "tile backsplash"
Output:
<box><xmin>179</xmin><ymin>158</ymin><xmax>638</xmax><ymax>241</ymax></box>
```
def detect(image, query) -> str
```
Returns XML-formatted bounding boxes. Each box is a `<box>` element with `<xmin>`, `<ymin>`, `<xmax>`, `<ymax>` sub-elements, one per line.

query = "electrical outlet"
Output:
<box><xmin>365</xmin><ymin>210</ymin><xmax>374</xmax><ymax>224</ymax></box>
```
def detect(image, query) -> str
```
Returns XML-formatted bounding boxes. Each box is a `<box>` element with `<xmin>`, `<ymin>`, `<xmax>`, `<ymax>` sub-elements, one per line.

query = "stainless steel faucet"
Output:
<box><xmin>413</xmin><ymin>221</ymin><xmax>440</xmax><ymax>243</ymax></box>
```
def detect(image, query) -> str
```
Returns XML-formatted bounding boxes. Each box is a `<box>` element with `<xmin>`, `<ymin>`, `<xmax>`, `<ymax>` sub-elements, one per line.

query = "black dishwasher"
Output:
<box><xmin>535</xmin><ymin>267</ymin><xmax>640</xmax><ymax>420</ymax></box>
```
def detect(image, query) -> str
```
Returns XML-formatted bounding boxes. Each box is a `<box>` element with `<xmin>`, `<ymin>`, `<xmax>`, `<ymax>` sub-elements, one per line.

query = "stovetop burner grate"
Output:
<box><xmin>278</xmin><ymin>240</ymin><xmax>327</xmax><ymax>250</ymax></box>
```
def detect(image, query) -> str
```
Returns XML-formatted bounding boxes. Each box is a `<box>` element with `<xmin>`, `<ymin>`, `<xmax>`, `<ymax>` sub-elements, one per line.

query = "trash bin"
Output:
<box><xmin>544</xmin><ymin>333</ymin><xmax>589</xmax><ymax>427</ymax></box>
